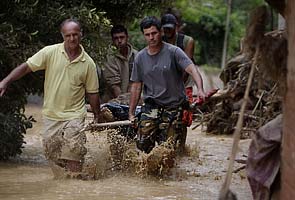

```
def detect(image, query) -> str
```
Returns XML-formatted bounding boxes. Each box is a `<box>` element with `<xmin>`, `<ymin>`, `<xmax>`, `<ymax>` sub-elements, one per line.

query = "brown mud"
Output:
<box><xmin>0</xmin><ymin>101</ymin><xmax>252</xmax><ymax>200</ymax></box>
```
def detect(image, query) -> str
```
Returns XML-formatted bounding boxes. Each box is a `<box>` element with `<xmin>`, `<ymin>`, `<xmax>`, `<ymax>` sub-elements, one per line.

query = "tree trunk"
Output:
<box><xmin>281</xmin><ymin>0</ymin><xmax>295</xmax><ymax>198</ymax></box>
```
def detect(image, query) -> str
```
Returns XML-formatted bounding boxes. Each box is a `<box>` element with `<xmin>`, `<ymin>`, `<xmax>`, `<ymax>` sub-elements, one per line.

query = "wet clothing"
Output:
<box><xmin>162</xmin><ymin>33</ymin><xmax>196</xmax><ymax>128</ymax></box>
<box><xmin>103</xmin><ymin>43</ymin><xmax>137</xmax><ymax>100</ymax></box>
<box><xmin>27</xmin><ymin>43</ymin><xmax>99</xmax><ymax>121</ymax></box>
<box><xmin>43</xmin><ymin>118</ymin><xmax>86</xmax><ymax>162</ymax></box>
<box><xmin>137</xmin><ymin>101</ymin><xmax>186</xmax><ymax>153</ymax></box>
<box><xmin>27</xmin><ymin>42</ymin><xmax>99</xmax><ymax>168</ymax></box>
<box><xmin>246</xmin><ymin>114</ymin><xmax>282</xmax><ymax>200</ymax></box>
<box><xmin>131</xmin><ymin>42</ymin><xmax>192</xmax><ymax>107</ymax></box>
<box><xmin>131</xmin><ymin>42</ymin><xmax>193</xmax><ymax>152</ymax></box>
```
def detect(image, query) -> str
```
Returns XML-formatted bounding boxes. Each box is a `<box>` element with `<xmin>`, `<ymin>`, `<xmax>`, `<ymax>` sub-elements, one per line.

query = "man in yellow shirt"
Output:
<box><xmin>0</xmin><ymin>19</ymin><xmax>101</xmax><ymax>174</ymax></box>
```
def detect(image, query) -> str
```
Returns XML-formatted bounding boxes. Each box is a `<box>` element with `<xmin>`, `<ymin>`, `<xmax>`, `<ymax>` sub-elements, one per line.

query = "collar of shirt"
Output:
<box><xmin>110</xmin><ymin>43</ymin><xmax>135</xmax><ymax>61</ymax></box>
<box><xmin>60</xmin><ymin>42</ymin><xmax>86</xmax><ymax>63</ymax></box>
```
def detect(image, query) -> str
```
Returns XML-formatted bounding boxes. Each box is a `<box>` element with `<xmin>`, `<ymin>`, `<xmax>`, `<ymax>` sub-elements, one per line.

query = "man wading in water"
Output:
<box><xmin>128</xmin><ymin>16</ymin><xmax>206</xmax><ymax>153</ymax></box>
<box><xmin>0</xmin><ymin>18</ymin><xmax>101</xmax><ymax>176</ymax></box>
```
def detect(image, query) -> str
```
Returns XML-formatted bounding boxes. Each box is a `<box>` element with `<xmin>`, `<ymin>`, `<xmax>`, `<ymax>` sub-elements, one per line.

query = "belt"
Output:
<box><xmin>143</xmin><ymin>98</ymin><xmax>187</xmax><ymax>111</ymax></box>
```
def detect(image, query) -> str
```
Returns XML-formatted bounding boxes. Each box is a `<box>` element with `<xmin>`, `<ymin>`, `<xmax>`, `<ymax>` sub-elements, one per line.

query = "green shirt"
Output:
<box><xmin>27</xmin><ymin>43</ymin><xmax>99</xmax><ymax>121</ymax></box>
<box><xmin>103</xmin><ymin>43</ymin><xmax>137</xmax><ymax>99</ymax></box>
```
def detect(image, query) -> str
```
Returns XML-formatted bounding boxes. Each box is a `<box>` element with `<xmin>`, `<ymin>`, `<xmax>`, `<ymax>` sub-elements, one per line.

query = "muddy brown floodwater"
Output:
<box><xmin>0</xmin><ymin>100</ymin><xmax>253</xmax><ymax>200</ymax></box>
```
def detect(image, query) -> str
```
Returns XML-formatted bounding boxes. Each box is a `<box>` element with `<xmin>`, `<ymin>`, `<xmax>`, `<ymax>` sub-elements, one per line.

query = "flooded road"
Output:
<box><xmin>0</xmin><ymin>101</ymin><xmax>252</xmax><ymax>200</ymax></box>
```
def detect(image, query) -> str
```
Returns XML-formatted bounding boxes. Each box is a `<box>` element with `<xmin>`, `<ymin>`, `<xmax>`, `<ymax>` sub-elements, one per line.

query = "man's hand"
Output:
<box><xmin>0</xmin><ymin>79</ymin><xmax>8</xmax><ymax>97</ymax></box>
<box><xmin>128</xmin><ymin>113</ymin><xmax>138</xmax><ymax>129</ymax></box>
<box><xmin>198</xmin><ymin>88</ymin><xmax>219</xmax><ymax>102</ymax></box>
<box><xmin>0</xmin><ymin>81</ymin><xmax>8</xmax><ymax>97</ymax></box>
<box><xmin>198</xmin><ymin>90</ymin><xmax>207</xmax><ymax>100</ymax></box>
<box><xmin>129</xmin><ymin>113</ymin><xmax>136</xmax><ymax>123</ymax></box>
<box><xmin>192</xmin><ymin>88</ymin><xmax>219</xmax><ymax>108</ymax></box>
<box><xmin>0</xmin><ymin>63</ymin><xmax>32</xmax><ymax>97</ymax></box>
<box><xmin>129</xmin><ymin>82</ymin><xmax>142</xmax><ymax>129</ymax></box>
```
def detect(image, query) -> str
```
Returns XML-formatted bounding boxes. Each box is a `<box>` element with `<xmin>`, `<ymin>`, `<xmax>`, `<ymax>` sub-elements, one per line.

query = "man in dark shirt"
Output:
<box><xmin>128</xmin><ymin>16</ymin><xmax>205</xmax><ymax>153</ymax></box>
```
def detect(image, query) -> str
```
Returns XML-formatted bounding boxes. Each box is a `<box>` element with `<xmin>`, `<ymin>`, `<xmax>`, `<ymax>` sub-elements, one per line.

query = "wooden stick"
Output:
<box><xmin>219</xmin><ymin>61</ymin><xmax>256</xmax><ymax>200</ymax></box>
<box><xmin>252</xmin><ymin>90</ymin><xmax>265</xmax><ymax>115</ymax></box>
<box><xmin>82</xmin><ymin>120</ymin><xmax>132</xmax><ymax>131</ymax></box>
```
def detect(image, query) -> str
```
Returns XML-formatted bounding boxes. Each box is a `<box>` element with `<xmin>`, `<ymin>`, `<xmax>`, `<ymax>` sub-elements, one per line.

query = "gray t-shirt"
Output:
<box><xmin>130</xmin><ymin>42</ymin><xmax>193</xmax><ymax>107</ymax></box>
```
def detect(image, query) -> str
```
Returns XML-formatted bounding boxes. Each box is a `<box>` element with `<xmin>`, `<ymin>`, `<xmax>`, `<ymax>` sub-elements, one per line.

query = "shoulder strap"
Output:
<box><xmin>176</xmin><ymin>33</ymin><xmax>185</xmax><ymax>50</ymax></box>
<box><xmin>178</xmin><ymin>34</ymin><xmax>196</xmax><ymax>64</ymax></box>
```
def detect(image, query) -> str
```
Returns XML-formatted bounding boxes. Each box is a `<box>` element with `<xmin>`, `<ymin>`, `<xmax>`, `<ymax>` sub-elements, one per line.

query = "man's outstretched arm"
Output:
<box><xmin>185</xmin><ymin>64</ymin><xmax>206</xmax><ymax>99</ymax></box>
<box><xmin>0</xmin><ymin>63</ymin><xmax>32</xmax><ymax>96</ymax></box>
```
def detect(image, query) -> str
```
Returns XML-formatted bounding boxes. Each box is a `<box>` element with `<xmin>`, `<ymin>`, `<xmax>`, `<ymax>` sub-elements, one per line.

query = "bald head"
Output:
<box><xmin>60</xmin><ymin>19</ymin><xmax>81</xmax><ymax>33</ymax></box>
<box><xmin>60</xmin><ymin>18</ymin><xmax>82</xmax><ymax>51</ymax></box>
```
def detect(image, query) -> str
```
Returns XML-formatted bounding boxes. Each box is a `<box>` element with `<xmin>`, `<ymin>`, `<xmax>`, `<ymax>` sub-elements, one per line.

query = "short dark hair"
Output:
<box><xmin>140</xmin><ymin>16</ymin><xmax>161</xmax><ymax>33</ymax></box>
<box><xmin>111</xmin><ymin>25</ymin><xmax>128</xmax><ymax>37</ymax></box>
<box><xmin>60</xmin><ymin>18</ymin><xmax>81</xmax><ymax>32</ymax></box>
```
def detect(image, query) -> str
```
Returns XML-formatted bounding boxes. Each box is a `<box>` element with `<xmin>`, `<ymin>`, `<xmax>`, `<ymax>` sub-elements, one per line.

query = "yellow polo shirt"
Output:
<box><xmin>26</xmin><ymin>43</ymin><xmax>99</xmax><ymax>121</ymax></box>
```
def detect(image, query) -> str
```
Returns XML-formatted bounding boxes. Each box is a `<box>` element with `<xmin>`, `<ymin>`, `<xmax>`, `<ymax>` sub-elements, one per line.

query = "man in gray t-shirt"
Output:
<box><xmin>128</xmin><ymin>16</ymin><xmax>205</xmax><ymax>153</ymax></box>
<box><xmin>131</xmin><ymin>42</ymin><xmax>191</xmax><ymax>107</ymax></box>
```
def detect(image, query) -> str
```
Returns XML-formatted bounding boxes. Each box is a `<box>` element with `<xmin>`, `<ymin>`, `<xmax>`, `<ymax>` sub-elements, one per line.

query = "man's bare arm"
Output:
<box><xmin>128</xmin><ymin>82</ymin><xmax>142</xmax><ymax>121</ymax></box>
<box><xmin>185</xmin><ymin>64</ymin><xmax>206</xmax><ymax>98</ymax></box>
<box><xmin>87</xmin><ymin>93</ymin><xmax>101</xmax><ymax>122</ymax></box>
<box><xmin>0</xmin><ymin>63</ymin><xmax>32</xmax><ymax>96</ymax></box>
<box><xmin>111</xmin><ymin>84</ymin><xmax>122</xmax><ymax>98</ymax></box>
<box><xmin>184</xmin><ymin>38</ymin><xmax>195</xmax><ymax>60</ymax></box>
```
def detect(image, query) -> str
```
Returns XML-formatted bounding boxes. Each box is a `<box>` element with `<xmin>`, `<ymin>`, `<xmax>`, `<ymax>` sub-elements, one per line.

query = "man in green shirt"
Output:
<box><xmin>0</xmin><ymin>19</ymin><xmax>101</xmax><ymax>174</ymax></box>
<box><xmin>102</xmin><ymin>25</ymin><xmax>138</xmax><ymax>102</ymax></box>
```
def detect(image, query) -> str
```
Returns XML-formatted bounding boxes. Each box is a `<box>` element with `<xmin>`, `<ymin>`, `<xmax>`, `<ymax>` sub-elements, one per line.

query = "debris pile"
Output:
<box><xmin>194</xmin><ymin>6</ymin><xmax>286</xmax><ymax>137</ymax></box>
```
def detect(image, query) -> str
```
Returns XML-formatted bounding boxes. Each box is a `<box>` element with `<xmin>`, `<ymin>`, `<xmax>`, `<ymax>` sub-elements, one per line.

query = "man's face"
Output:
<box><xmin>112</xmin><ymin>32</ymin><xmax>128</xmax><ymax>49</ymax></box>
<box><xmin>163</xmin><ymin>27</ymin><xmax>176</xmax><ymax>39</ymax></box>
<box><xmin>143</xmin><ymin>26</ymin><xmax>161</xmax><ymax>47</ymax></box>
<box><xmin>61</xmin><ymin>22</ymin><xmax>82</xmax><ymax>50</ymax></box>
